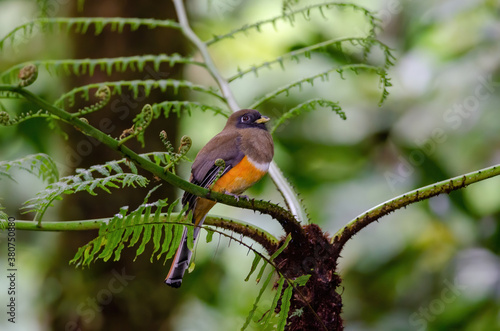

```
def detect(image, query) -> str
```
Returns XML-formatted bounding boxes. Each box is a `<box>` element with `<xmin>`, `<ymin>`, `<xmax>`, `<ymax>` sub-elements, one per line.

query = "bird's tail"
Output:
<box><xmin>164</xmin><ymin>217</ymin><xmax>203</xmax><ymax>288</ymax></box>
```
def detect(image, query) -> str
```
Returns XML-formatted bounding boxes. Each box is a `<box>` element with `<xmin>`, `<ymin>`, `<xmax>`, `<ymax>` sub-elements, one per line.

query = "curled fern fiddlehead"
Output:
<box><xmin>178</xmin><ymin>135</ymin><xmax>192</xmax><ymax>155</ymax></box>
<box><xmin>118</xmin><ymin>104</ymin><xmax>153</xmax><ymax>147</ymax></box>
<box><xmin>18</xmin><ymin>64</ymin><xmax>38</xmax><ymax>87</ymax></box>
<box><xmin>163</xmin><ymin>135</ymin><xmax>192</xmax><ymax>173</ymax></box>
<box><xmin>159</xmin><ymin>130</ymin><xmax>175</xmax><ymax>153</ymax></box>
<box><xmin>73</xmin><ymin>85</ymin><xmax>111</xmax><ymax>117</ymax></box>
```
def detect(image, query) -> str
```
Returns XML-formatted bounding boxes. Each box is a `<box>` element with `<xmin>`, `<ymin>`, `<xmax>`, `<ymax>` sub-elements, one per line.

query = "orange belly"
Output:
<box><xmin>192</xmin><ymin>156</ymin><xmax>268</xmax><ymax>225</ymax></box>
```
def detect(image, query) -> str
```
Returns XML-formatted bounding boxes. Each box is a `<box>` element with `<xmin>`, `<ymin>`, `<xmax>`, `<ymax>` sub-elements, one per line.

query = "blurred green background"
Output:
<box><xmin>1</xmin><ymin>0</ymin><xmax>499</xmax><ymax>330</ymax></box>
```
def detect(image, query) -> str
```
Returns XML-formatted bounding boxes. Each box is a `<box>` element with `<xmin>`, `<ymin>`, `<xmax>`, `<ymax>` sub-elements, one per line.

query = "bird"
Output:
<box><xmin>165</xmin><ymin>109</ymin><xmax>274</xmax><ymax>288</ymax></box>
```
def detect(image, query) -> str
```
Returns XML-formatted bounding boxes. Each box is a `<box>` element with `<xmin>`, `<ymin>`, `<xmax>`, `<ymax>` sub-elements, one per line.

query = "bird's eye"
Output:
<box><xmin>241</xmin><ymin>115</ymin><xmax>251</xmax><ymax>122</ymax></box>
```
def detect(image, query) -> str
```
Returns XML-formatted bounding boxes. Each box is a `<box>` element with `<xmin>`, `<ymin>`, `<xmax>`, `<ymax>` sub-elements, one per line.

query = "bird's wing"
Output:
<box><xmin>182</xmin><ymin>130</ymin><xmax>244</xmax><ymax>210</ymax></box>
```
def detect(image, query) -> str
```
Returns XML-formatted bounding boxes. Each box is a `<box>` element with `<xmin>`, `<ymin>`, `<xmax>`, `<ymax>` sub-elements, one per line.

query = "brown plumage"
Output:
<box><xmin>165</xmin><ymin>109</ymin><xmax>274</xmax><ymax>287</ymax></box>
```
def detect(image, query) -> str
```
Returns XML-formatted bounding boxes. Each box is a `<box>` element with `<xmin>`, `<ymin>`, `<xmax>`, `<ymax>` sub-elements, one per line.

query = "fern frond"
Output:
<box><xmin>242</xmin><ymin>271</ymin><xmax>275</xmax><ymax>330</ymax></box>
<box><xmin>152</xmin><ymin>101</ymin><xmax>229</xmax><ymax>119</ymax></box>
<box><xmin>242</xmin><ymin>234</ymin><xmax>292</xmax><ymax>329</ymax></box>
<box><xmin>377</xmin><ymin>69</ymin><xmax>392</xmax><ymax>106</ymax></box>
<box><xmin>271</xmin><ymin>98</ymin><xmax>345</xmax><ymax>135</ymax></box>
<box><xmin>53</xmin><ymin>79</ymin><xmax>225</xmax><ymax>110</ymax></box>
<box><xmin>0</xmin><ymin>54</ymin><xmax>205</xmax><ymax>84</ymax></box>
<box><xmin>206</xmin><ymin>2</ymin><xmax>380</xmax><ymax>46</ymax></box>
<box><xmin>0</xmin><ymin>108</ymin><xmax>61</xmax><ymax>126</ymax></box>
<box><xmin>250</xmin><ymin>63</ymin><xmax>387</xmax><ymax>109</ymax></box>
<box><xmin>22</xmin><ymin>157</ymin><xmax>150</xmax><ymax>223</ymax></box>
<box><xmin>0</xmin><ymin>153</ymin><xmax>59</xmax><ymax>184</ymax></box>
<box><xmin>263</xmin><ymin>276</ymin><xmax>286</xmax><ymax>327</ymax></box>
<box><xmin>70</xmin><ymin>197</ymin><xmax>190</xmax><ymax>266</ymax></box>
<box><xmin>229</xmin><ymin>37</ymin><xmax>390</xmax><ymax>82</ymax></box>
<box><xmin>0</xmin><ymin>17</ymin><xmax>181</xmax><ymax>52</ymax></box>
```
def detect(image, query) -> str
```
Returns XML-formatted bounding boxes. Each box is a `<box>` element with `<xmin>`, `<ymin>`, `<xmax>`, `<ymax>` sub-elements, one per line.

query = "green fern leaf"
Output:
<box><xmin>271</xmin><ymin>98</ymin><xmax>346</xmax><ymax>134</ymax></box>
<box><xmin>263</xmin><ymin>276</ymin><xmax>286</xmax><ymax>327</ymax></box>
<box><xmin>53</xmin><ymin>79</ymin><xmax>225</xmax><ymax>111</ymax></box>
<box><xmin>150</xmin><ymin>223</ymin><xmax>163</xmax><ymax>262</ymax></box>
<box><xmin>205</xmin><ymin>228</ymin><xmax>214</xmax><ymax>243</ymax></box>
<box><xmin>71</xmin><ymin>194</ymin><xmax>181</xmax><ymax>266</ymax></box>
<box><xmin>250</xmin><ymin>63</ymin><xmax>388</xmax><ymax>109</ymax></box>
<box><xmin>207</xmin><ymin>2</ymin><xmax>379</xmax><ymax>46</ymax></box>
<box><xmin>242</xmin><ymin>271</ymin><xmax>274</xmax><ymax>331</ymax></box>
<box><xmin>245</xmin><ymin>253</ymin><xmax>262</xmax><ymax>282</ymax></box>
<box><xmin>0</xmin><ymin>153</ymin><xmax>59</xmax><ymax>184</ymax></box>
<box><xmin>152</xmin><ymin>101</ymin><xmax>229</xmax><ymax>119</ymax></box>
<box><xmin>135</xmin><ymin>224</ymin><xmax>153</xmax><ymax>260</ymax></box>
<box><xmin>229</xmin><ymin>37</ymin><xmax>389</xmax><ymax>82</ymax></box>
<box><xmin>22</xmin><ymin>158</ymin><xmax>149</xmax><ymax>222</ymax></box>
<box><xmin>277</xmin><ymin>284</ymin><xmax>294</xmax><ymax>331</ymax></box>
<box><xmin>0</xmin><ymin>18</ymin><xmax>181</xmax><ymax>53</ymax></box>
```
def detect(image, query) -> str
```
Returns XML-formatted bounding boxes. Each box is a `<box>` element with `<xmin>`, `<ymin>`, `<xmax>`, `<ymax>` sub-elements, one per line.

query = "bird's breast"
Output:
<box><xmin>211</xmin><ymin>155</ymin><xmax>269</xmax><ymax>194</ymax></box>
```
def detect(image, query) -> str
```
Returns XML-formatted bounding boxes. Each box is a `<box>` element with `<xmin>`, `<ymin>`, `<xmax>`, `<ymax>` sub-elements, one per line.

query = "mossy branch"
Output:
<box><xmin>331</xmin><ymin>164</ymin><xmax>500</xmax><ymax>255</ymax></box>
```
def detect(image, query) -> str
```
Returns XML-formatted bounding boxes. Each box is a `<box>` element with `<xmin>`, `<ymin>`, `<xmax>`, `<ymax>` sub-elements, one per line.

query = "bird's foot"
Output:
<box><xmin>224</xmin><ymin>191</ymin><xmax>250</xmax><ymax>202</ymax></box>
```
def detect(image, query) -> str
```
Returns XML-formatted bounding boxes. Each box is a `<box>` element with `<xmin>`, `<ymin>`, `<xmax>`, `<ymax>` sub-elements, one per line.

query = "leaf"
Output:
<box><xmin>271</xmin><ymin>98</ymin><xmax>345</xmax><ymax>135</ymax></box>
<box><xmin>241</xmin><ymin>272</ymin><xmax>274</xmax><ymax>331</ymax></box>
<box><xmin>245</xmin><ymin>253</ymin><xmax>262</xmax><ymax>282</ymax></box>
<box><xmin>20</xmin><ymin>155</ymin><xmax>164</xmax><ymax>222</ymax></box>
<box><xmin>0</xmin><ymin>18</ymin><xmax>182</xmax><ymax>54</ymax></box>
<box><xmin>277</xmin><ymin>285</ymin><xmax>294</xmax><ymax>330</ymax></box>
<box><xmin>70</xmin><ymin>197</ymin><xmax>183</xmax><ymax>267</ymax></box>
<box><xmin>0</xmin><ymin>153</ymin><xmax>59</xmax><ymax>184</ymax></box>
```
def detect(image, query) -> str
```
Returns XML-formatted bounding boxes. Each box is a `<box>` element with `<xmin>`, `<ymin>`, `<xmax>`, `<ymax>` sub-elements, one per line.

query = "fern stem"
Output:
<box><xmin>12</xmin><ymin>215</ymin><xmax>279</xmax><ymax>252</ymax></box>
<box><xmin>172</xmin><ymin>0</ymin><xmax>306</xmax><ymax>224</ymax></box>
<box><xmin>332</xmin><ymin>163</ymin><xmax>500</xmax><ymax>253</ymax></box>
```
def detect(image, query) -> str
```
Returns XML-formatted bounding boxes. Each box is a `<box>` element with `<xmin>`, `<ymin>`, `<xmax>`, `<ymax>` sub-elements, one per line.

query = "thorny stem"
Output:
<box><xmin>332</xmin><ymin>164</ymin><xmax>500</xmax><ymax>255</ymax></box>
<box><xmin>172</xmin><ymin>0</ymin><xmax>307</xmax><ymax>224</ymax></box>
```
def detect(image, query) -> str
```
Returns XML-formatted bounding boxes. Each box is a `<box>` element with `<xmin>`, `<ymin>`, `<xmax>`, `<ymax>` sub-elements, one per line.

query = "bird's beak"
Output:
<box><xmin>255</xmin><ymin>116</ymin><xmax>270</xmax><ymax>124</ymax></box>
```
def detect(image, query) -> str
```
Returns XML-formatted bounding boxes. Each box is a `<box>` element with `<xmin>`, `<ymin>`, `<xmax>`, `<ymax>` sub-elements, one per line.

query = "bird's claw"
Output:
<box><xmin>224</xmin><ymin>191</ymin><xmax>249</xmax><ymax>202</ymax></box>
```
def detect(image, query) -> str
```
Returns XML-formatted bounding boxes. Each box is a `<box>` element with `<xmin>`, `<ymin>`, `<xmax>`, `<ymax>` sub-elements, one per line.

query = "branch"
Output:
<box><xmin>13</xmin><ymin>214</ymin><xmax>279</xmax><ymax>253</ymax></box>
<box><xmin>0</xmin><ymin>84</ymin><xmax>304</xmax><ymax>239</ymax></box>
<box><xmin>172</xmin><ymin>0</ymin><xmax>307</xmax><ymax>224</ymax></box>
<box><xmin>332</xmin><ymin>163</ymin><xmax>500</xmax><ymax>254</ymax></box>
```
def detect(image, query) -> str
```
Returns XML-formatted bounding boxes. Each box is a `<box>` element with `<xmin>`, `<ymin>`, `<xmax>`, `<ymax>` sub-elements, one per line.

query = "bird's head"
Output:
<box><xmin>226</xmin><ymin>109</ymin><xmax>270</xmax><ymax>131</ymax></box>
